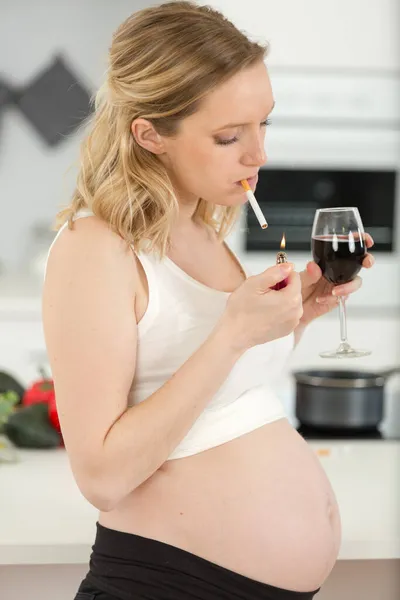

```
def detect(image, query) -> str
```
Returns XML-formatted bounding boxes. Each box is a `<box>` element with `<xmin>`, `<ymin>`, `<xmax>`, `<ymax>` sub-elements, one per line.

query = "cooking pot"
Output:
<box><xmin>293</xmin><ymin>366</ymin><xmax>400</xmax><ymax>430</ymax></box>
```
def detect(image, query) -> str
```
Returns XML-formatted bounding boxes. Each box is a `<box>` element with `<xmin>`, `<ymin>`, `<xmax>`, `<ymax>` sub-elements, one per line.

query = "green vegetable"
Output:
<box><xmin>0</xmin><ymin>391</ymin><xmax>19</xmax><ymax>434</ymax></box>
<box><xmin>0</xmin><ymin>372</ymin><xmax>25</xmax><ymax>403</ymax></box>
<box><xmin>4</xmin><ymin>402</ymin><xmax>61</xmax><ymax>448</ymax></box>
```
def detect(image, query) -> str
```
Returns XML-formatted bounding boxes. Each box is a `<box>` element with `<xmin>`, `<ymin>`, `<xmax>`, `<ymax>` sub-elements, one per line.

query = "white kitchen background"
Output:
<box><xmin>1</xmin><ymin>0</ymin><xmax>399</xmax><ymax>407</ymax></box>
<box><xmin>0</xmin><ymin>1</ymin><xmax>400</xmax><ymax>600</ymax></box>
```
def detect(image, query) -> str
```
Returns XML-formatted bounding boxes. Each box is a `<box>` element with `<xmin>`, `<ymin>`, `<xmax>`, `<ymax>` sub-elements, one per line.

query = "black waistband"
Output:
<box><xmin>85</xmin><ymin>522</ymin><xmax>320</xmax><ymax>600</ymax></box>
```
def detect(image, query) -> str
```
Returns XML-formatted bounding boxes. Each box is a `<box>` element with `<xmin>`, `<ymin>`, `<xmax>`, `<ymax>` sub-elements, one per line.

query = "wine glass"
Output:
<box><xmin>311</xmin><ymin>207</ymin><xmax>371</xmax><ymax>359</ymax></box>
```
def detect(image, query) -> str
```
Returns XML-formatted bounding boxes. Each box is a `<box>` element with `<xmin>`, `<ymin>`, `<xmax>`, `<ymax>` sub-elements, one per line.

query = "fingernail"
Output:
<box><xmin>280</xmin><ymin>264</ymin><xmax>291</xmax><ymax>275</ymax></box>
<box><xmin>316</xmin><ymin>297</ymin><xmax>327</xmax><ymax>304</ymax></box>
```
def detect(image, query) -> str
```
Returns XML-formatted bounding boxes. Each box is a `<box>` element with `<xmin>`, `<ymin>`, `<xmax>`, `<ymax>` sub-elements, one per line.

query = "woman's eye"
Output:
<box><xmin>215</xmin><ymin>119</ymin><xmax>271</xmax><ymax>146</ymax></box>
<box><xmin>216</xmin><ymin>136</ymin><xmax>238</xmax><ymax>146</ymax></box>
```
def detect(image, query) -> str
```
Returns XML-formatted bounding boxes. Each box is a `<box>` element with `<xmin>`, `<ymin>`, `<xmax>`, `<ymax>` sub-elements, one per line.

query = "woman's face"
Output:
<box><xmin>161</xmin><ymin>60</ymin><xmax>274</xmax><ymax>208</ymax></box>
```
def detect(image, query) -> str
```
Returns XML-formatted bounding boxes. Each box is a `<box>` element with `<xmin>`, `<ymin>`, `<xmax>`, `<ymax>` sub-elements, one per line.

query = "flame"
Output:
<box><xmin>280</xmin><ymin>233</ymin><xmax>286</xmax><ymax>250</ymax></box>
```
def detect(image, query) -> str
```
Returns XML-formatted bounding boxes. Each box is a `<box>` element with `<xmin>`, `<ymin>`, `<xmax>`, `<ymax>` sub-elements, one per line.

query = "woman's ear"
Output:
<box><xmin>131</xmin><ymin>118</ymin><xmax>165</xmax><ymax>154</ymax></box>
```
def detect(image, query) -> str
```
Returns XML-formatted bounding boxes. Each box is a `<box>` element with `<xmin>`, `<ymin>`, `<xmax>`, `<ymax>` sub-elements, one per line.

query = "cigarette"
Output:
<box><xmin>240</xmin><ymin>180</ymin><xmax>268</xmax><ymax>229</ymax></box>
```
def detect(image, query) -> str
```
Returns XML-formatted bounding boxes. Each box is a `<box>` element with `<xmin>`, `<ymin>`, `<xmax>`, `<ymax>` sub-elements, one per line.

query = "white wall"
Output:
<box><xmin>0</xmin><ymin>0</ymin><xmax>154</xmax><ymax>272</ymax></box>
<box><xmin>205</xmin><ymin>0</ymin><xmax>400</xmax><ymax>70</ymax></box>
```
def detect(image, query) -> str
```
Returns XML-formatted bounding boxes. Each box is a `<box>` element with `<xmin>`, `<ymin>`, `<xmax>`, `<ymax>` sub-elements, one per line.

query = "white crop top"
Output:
<box><xmin>46</xmin><ymin>210</ymin><xmax>293</xmax><ymax>460</ymax></box>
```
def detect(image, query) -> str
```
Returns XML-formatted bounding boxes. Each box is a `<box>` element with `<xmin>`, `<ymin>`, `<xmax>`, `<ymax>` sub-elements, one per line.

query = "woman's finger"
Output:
<box><xmin>364</xmin><ymin>233</ymin><xmax>374</xmax><ymax>248</ymax></box>
<box><xmin>362</xmin><ymin>253</ymin><xmax>375</xmax><ymax>268</ymax></box>
<box><xmin>332</xmin><ymin>276</ymin><xmax>362</xmax><ymax>296</ymax></box>
<box><xmin>316</xmin><ymin>295</ymin><xmax>340</xmax><ymax>306</ymax></box>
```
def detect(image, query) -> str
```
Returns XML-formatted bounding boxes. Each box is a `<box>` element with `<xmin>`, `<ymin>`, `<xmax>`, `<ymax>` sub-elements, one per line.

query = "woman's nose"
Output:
<box><xmin>242</xmin><ymin>142</ymin><xmax>267</xmax><ymax>167</ymax></box>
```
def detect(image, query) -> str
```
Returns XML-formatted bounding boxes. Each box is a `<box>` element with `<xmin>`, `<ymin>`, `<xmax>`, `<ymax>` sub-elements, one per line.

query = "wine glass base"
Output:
<box><xmin>319</xmin><ymin>348</ymin><xmax>372</xmax><ymax>359</ymax></box>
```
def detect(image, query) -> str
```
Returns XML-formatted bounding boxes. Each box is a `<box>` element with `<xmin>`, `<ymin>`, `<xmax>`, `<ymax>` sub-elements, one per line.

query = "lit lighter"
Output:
<box><xmin>272</xmin><ymin>233</ymin><xmax>289</xmax><ymax>290</ymax></box>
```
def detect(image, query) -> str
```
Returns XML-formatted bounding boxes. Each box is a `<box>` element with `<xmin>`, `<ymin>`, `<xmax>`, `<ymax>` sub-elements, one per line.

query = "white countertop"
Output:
<box><xmin>0</xmin><ymin>440</ymin><xmax>399</xmax><ymax>566</ymax></box>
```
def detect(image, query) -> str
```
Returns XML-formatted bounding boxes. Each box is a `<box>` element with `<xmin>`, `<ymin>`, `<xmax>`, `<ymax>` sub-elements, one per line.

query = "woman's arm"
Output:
<box><xmin>43</xmin><ymin>217</ymin><xmax>243</xmax><ymax>511</ymax></box>
<box><xmin>293</xmin><ymin>322</ymin><xmax>308</xmax><ymax>347</ymax></box>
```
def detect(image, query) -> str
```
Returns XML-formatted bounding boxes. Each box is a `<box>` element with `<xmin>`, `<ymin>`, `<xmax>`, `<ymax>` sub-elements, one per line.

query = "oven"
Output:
<box><xmin>228</xmin><ymin>69</ymin><xmax>400</xmax><ymax>308</ymax></box>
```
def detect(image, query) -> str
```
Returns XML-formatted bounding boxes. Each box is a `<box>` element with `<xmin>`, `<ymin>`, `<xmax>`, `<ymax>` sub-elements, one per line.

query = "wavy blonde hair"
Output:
<box><xmin>56</xmin><ymin>1</ymin><xmax>268</xmax><ymax>255</ymax></box>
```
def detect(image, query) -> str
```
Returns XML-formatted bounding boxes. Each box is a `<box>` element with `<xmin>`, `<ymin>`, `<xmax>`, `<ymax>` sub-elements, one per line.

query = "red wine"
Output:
<box><xmin>312</xmin><ymin>235</ymin><xmax>366</xmax><ymax>284</ymax></box>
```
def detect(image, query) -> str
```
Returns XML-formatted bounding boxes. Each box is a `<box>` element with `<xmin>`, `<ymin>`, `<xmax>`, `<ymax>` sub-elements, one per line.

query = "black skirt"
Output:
<box><xmin>74</xmin><ymin>522</ymin><xmax>320</xmax><ymax>600</ymax></box>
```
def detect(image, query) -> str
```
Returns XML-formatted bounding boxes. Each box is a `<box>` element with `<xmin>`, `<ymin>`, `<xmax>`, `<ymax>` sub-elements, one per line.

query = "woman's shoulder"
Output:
<box><xmin>45</xmin><ymin>212</ymin><xmax>138</xmax><ymax>288</ymax></box>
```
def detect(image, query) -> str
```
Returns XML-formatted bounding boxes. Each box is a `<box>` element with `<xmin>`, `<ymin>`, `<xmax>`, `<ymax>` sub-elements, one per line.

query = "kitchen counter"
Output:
<box><xmin>0</xmin><ymin>448</ymin><xmax>97</xmax><ymax>565</ymax></box>
<box><xmin>1</xmin><ymin>440</ymin><xmax>399</xmax><ymax>566</ymax></box>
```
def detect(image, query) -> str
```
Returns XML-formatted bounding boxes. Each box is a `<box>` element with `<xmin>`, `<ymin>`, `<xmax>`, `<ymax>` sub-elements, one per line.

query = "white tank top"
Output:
<box><xmin>46</xmin><ymin>210</ymin><xmax>293</xmax><ymax>460</ymax></box>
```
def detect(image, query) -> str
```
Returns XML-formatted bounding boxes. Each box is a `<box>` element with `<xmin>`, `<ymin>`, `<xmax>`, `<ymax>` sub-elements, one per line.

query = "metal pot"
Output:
<box><xmin>294</xmin><ymin>366</ymin><xmax>400</xmax><ymax>430</ymax></box>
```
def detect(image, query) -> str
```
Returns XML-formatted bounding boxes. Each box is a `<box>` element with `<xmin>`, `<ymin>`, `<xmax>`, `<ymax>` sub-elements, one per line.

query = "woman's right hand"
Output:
<box><xmin>219</xmin><ymin>263</ymin><xmax>303</xmax><ymax>353</ymax></box>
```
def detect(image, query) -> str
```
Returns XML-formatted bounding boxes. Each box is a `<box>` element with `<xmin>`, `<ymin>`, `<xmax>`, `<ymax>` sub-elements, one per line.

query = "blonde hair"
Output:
<box><xmin>56</xmin><ymin>1</ymin><xmax>268</xmax><ymax>255</ymax></box>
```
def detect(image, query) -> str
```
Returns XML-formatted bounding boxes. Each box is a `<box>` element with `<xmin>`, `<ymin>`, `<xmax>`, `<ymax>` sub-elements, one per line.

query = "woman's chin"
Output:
<box><xmin>216</xmin><ymin>190</ymin><xmax>250</xmax><ymax>208</ymax></box>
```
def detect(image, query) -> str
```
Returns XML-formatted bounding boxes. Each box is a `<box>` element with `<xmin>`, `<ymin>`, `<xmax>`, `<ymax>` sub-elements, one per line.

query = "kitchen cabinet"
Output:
<box><xmin>1</xmin><ymin>561</ymin><xmax>399</xmax><ymax>600</ymax></box>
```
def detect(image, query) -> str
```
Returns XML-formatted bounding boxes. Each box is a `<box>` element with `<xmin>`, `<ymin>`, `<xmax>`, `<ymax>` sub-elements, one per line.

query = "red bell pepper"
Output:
<box><xmin>22</xmin><ymin>378</ymin><xmax>63</xmax><ymax>446</ymax></box>
<box><xmin>22</xmin><ymin>379</ymin><xmax>55</xmax><ymax>406</ymax></box>
<box><xmin>48</xmin><ymin>394</ymin><xmax>61</xmax><ymax>434</ymax></box>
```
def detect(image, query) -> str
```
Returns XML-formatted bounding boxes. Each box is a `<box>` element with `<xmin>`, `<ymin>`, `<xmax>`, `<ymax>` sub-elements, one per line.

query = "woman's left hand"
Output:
<box><xmin>298</xmin><ymin>233</ymin><xmax>375</xmax><ymax>328</ymax></box>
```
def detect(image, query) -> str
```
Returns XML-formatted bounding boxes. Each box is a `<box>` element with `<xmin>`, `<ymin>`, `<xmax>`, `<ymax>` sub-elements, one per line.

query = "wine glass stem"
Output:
<box><xmin>339</xmin><ymin>296</ymin><xmax>348</xmax><ymax>343</ymax></box>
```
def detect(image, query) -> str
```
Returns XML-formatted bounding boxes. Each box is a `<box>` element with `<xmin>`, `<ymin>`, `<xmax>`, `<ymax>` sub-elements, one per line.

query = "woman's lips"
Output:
<box><xmin>236</xmin><ymin>174</ymin><xmax>258</xmax><ymax>189</ymax></box>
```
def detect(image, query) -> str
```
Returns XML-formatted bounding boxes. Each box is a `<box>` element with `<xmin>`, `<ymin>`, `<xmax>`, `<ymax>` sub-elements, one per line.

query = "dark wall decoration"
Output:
<box><xmin>1</xmin><ymin>54</ymin><xmax>93</xmax><ymax>147</ymax></box>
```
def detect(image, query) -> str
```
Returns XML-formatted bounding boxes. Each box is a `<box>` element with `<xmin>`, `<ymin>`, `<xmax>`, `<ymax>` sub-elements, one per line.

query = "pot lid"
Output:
<box><xmin>294</xmin><ymin>370</ymin><xmax>385</xmax><ymax>388</ymax></box>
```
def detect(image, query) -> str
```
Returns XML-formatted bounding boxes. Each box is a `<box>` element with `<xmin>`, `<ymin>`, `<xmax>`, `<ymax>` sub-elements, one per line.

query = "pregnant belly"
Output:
<box><xmin>99</xmin><ymin>418</ymin><xmax>341</xmax><ymax>593</ymax></box>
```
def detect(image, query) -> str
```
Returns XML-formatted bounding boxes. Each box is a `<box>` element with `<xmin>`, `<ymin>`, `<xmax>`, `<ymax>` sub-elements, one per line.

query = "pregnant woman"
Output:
<box><xmin>42</xmin><ymin>3</ymin><xmax>374</xmax><ymax>599</ymax></box>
